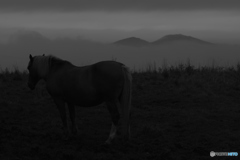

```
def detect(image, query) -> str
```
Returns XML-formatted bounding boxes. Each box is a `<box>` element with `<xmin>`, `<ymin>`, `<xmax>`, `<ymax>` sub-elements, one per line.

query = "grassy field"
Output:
<box><xmin>0</xmin><ymin>63</ymin><xmax>240</xmax><ymax>159</ymax></box>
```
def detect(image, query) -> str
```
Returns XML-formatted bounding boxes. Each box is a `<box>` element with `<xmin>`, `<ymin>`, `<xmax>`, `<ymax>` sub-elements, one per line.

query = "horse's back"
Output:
<box><xmin>91</xmin><ymin>61</ymin><xmax>124</xmax><ymax>98</ymax></box>
<box><xmin>92</xmin><ymin>61</ymin><xmax>124</xmax><ymax>78</ymax></box>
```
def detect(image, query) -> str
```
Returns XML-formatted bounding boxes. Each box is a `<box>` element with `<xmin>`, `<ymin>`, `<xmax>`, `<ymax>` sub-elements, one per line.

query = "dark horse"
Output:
<box><xmin>27</xmin><ymin>54</ymin><xmax>132</xmax><ymax>144</ymax></box>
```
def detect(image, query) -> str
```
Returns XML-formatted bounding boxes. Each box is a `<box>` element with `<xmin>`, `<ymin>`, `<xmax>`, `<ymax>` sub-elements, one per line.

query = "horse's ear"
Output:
<box><xmin>42</xmin><ymin>54</ymin><xmax>45</xmax><ymax>56</ymax></box>
<box><xmin>29</xmin><ymin>54</ymin><xmax>33</xmax><ymax>60</ymax></box>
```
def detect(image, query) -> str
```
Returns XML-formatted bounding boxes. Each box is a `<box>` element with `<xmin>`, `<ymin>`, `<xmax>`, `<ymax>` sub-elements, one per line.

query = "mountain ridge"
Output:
<box><xmin>152</xmin><ymin>34</ymin><xmax>213</xmax><ymax>45</ymax></box>
<box><xmin>113</xmin><ymin>34</ymin><xmax>214</xmax><ymax>47</ymax></box>
<box><xmin>113</xmin><ymin>37</ymin><xmax>150</xmax><ymax>47</ymax></box>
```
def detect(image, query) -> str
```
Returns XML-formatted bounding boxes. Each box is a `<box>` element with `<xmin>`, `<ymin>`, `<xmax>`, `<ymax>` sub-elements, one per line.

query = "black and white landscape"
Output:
<box><xmin>0</xmin><ymin>1</ymin><xmax>240</xmax><ymax>159</ymax></box>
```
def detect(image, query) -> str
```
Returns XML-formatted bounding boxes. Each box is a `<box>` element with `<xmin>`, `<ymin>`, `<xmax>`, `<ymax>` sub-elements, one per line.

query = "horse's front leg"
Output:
<box><xmin>53</xmin><ymin>97</ymin><xmax>69</xmax><ymax>140</ymax></box>
<box><xmin>67</xmin><ymin>102</ymin><xmax>78</xmax><ymax>135</ymax></box>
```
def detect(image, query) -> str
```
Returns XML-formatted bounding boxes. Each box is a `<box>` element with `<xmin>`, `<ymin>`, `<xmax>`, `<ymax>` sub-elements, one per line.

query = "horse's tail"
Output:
<box><xmin>120</xmin><ymin>65</ymin><xmax>132</xmax><ymax>140</ymax></box>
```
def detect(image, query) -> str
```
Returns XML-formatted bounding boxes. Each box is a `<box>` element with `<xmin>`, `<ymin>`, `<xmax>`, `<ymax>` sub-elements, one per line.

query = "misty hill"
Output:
<box><xmin>2</xmin><ymin>30</ymin><xmax>240</xmax><ymax>72</ymax></box>
<box><xmin>152</xmin><ymin>34</ymin><xmax>213</xmax><ymax>45</ymax></box>
<box><xmin>113</xmin><ymin>34</ymin><xmax>214</xmax><ymax>47</ymax></box>
<box><xmin>113</xmin><ymin>37</ymin><xmax>150</xmax><ymax>47</ymax></box>
<box><xmin>9</xmin><ymin>31</ymin><xmax>51</xmax><ymax>45</ymax></box>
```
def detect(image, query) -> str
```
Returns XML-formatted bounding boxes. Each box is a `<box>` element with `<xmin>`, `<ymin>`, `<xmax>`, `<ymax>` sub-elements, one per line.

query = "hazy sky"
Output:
<box><xmin>0</xmin><ymin>0</ymin><xmax>240</xmax><ymax>43</ymax></box>
<box><xmin>1</xmin><ymin>0</ymin><xmax>240</xmax><ymax>11</ymax></box>
<box><xmin>0</xmin><ymin>0</ymin><xmax>240</xmax><ymax>70</ymax></box>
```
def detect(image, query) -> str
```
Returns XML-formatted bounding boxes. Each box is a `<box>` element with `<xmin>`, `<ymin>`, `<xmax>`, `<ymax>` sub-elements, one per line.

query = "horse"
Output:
<box><xmin>27</xmin><ymin>54</ymin><xmax>132</xmax><ymax>144</ymax></box>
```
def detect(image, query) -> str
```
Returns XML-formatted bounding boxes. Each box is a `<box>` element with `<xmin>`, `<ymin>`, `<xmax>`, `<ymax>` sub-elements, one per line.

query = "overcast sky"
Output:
<box><xmin>0</xmin><ymin>0</ymin><xmax>240</xmax><ymax>70</ymax></box>
<box><xmin>1</xmin><ymin>0</ymin><xmax>240</xmax><ymax>11</ymax></box>
<box><xmin>0</xmin><ymin>0</ymin><xmax>240</xmax><ymax>43</ymax></box>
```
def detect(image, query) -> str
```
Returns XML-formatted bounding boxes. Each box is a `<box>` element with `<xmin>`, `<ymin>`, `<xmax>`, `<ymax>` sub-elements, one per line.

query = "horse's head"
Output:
<box><xmin>27</xmin><ymin>54</ymin><xmax>46</xmax><ymax>90</ymax></box>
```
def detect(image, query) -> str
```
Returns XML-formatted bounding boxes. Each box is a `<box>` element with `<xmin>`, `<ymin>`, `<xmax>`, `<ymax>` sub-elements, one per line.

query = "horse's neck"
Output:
<box><xmin>37</xmin><ymin>67</ymin><xmax>48</xmax><ymax>80</ymax></box>
<box><xmin>35</xmin><ymin>57</ymin><xmax>50</xmax><ymax>80</ymax></box>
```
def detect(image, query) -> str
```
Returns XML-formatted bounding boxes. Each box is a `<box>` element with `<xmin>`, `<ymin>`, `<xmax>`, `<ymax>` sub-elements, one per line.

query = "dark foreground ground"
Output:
<box><xmin>0</xmin><ymin>65</ymin><xmax>240</xmax><ymax>159</ymax></box>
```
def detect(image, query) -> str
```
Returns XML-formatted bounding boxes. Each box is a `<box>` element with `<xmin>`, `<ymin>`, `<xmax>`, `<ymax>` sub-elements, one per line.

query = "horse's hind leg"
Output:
<box><xmin>67</xmin><ymin>103</ymin><xmax>78</xmax><ymax>135</ymax></box>
<box><xmin>53</xmin><ymin>97</ymin><xmax>69</xmax><ymax>139</ymax></box>
<box><xmin>105</xmin><ymin>100</ymin><xmax>120</xmax><ymax>144</ymax></box>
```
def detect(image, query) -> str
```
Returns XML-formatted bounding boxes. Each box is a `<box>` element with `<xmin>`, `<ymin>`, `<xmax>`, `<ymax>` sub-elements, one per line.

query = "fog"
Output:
<box><xmin>1</xmin><ymin>31</ymin><xmax>240</xmax><ymax>71</ymax></box>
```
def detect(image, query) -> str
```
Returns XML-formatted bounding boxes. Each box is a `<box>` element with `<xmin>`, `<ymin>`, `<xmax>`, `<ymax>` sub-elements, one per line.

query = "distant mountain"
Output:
<box><xmin>113</xmin><ymin>37</ymin><xmax>150</xmax><ymax>47</ymax></box>
<box><xmin>9</xmin><ymin>31</ymin><xmax>50</xmax><ymax>43</ymax></box>
<box><xmin>113</xmin><ymin>34</ymin><xmax>214</xmax><ymax>47</ymax></box>
<box><xmin>152</xmin><ymin>34</ymin><xmax>213</xmax><ymax>45</ymax></box>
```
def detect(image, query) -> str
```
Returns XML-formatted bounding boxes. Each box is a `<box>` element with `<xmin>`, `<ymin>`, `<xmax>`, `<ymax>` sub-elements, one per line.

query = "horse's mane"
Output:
<box><xmin>31</xmin><ymin>55</ymin><xmax>72</xmax><ymax>78</ymax></box>
<box><xmin>47</xmin><ymin>55</ymin><xmax>72</xmax><ymax>68</ymax></box>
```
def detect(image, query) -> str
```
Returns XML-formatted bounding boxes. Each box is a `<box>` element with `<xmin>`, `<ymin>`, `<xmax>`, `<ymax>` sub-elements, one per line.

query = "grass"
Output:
<box><xmin>1</xmin><ymin>63</ymin><xmax>240</xmax><ymax>159</ymax></box>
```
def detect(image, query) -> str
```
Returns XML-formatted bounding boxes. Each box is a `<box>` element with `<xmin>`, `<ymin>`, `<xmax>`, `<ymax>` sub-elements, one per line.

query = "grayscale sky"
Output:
<box><xmin>1</xmin><ymin>0</ymin><xmax>240</xmax><ymax>71</ymax></box>
<box><xmin>0</xmin><ymin>0</ymin><xmax>239</xmax><ymax>43</ymax></box>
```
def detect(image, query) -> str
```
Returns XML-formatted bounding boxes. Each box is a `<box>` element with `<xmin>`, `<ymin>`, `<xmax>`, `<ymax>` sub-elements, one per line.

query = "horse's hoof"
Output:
<box><xmin>104</xmin><ymin>140</ymin><xmax>112</xmax><ymax>145</ymax></box>
<box><xmin>104</xmin><ymin>137</ymin><xmax>119</xmax><ymax>145</ymax></box>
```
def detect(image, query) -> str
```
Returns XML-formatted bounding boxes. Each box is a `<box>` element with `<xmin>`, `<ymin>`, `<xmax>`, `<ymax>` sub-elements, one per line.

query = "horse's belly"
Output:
<box><xmin>65</xmin><ymin>92</ymin><xmax>104</xmax><ymax>107</ymax></box>
<box><xmin>73</xmin><ymin>98</ymin><xmax>103</xmax><ymax>107</ymax></box>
